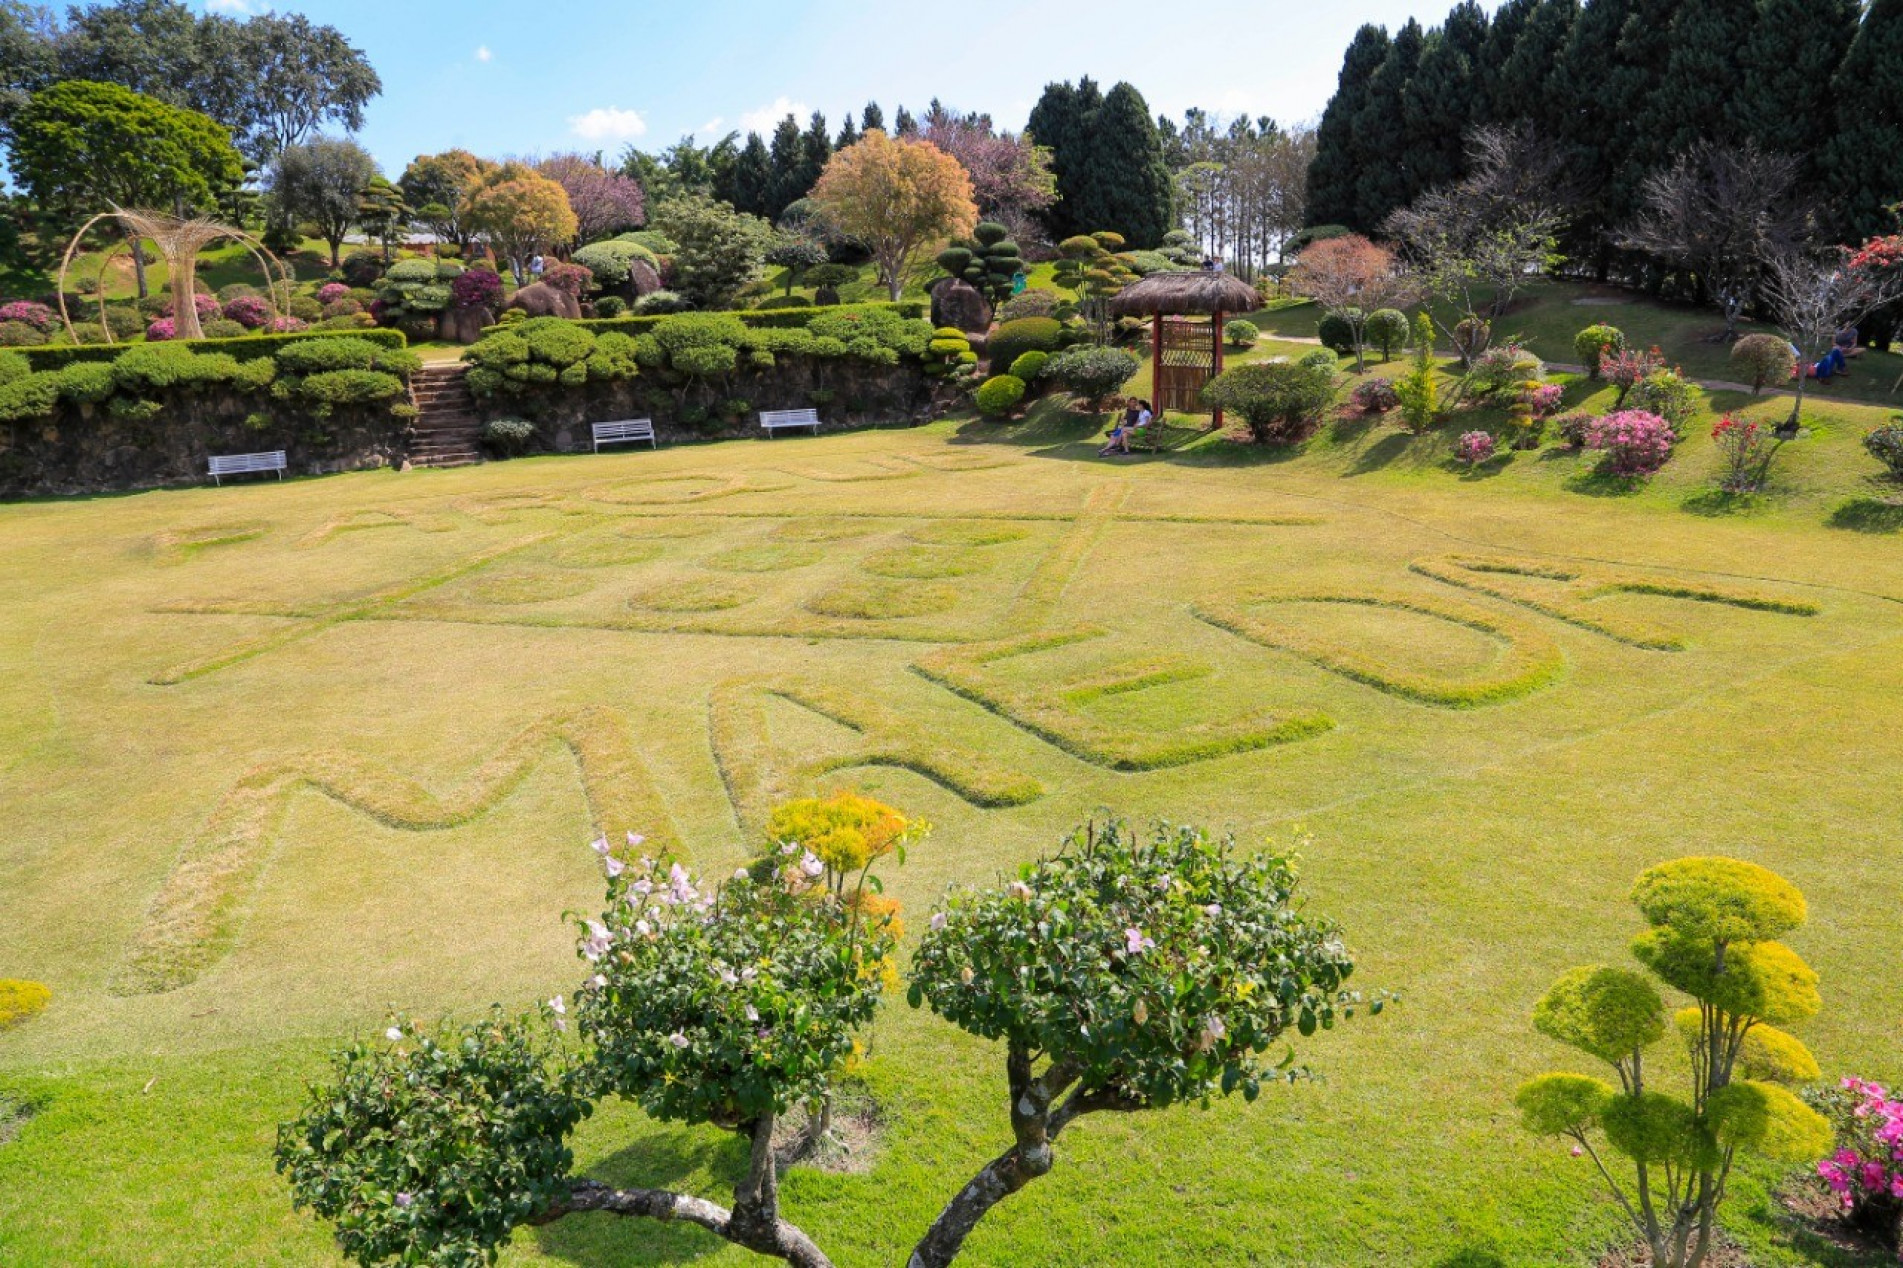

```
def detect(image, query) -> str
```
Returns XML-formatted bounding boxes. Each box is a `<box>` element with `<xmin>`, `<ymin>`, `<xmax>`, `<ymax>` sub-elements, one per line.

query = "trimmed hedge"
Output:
<box><xmin>18</xmin><ymin>328</ymin><xmax>408</xmax><ymax>373</ymax></box>
<box><xmin>483</xmin><ymin>300</ymin><xmax>926</xmax><ymax>339</ymax></box>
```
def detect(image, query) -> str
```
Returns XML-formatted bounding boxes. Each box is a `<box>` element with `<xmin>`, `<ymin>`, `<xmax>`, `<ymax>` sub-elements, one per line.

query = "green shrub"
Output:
<box><xmin>988</xmin><ymin>317</ymin><xmax>1063</xmax><ymax>373</ymax></box>
<box><xmin>288</xmin><ymin>296</ymin><xmax>325</xmax><ymax>323</ymax></box>
<box><xmin>17</xmin><ymin>328</ymin><xmax>407</xmax><ymax>374</ymax></box>
<box><xmin>0</xmin><ymin>349</ymin><xmax>27</xmax><ymax>386</ymax></box>
<box><xmin>0</xmin><ymin>371</ymin><xmax>60</xmax><ymax>421</ymax></box>
<box><xmin>1043</xmin><ymin>345</ymin><xmax>1141</xmax><ymax>408</ymax></box>
<box><xmin>1731</xmin><ymin>334</ymin><xmax>1796</xmax><ymax>396</ymax></box>
<box><xmin>0</xmin><ymin>979</ymin><xmax>51</xmax><ymax>1029</ymax></box>
<box><xmin>482</xmin><ymin>416</ymin><xmax>536</xmax><ymax>457</ymax></box>
<box><xmin>1367</xmin><ymin>309</ymin><xmax>1410</xmax><ymax>360</ymax></box>
<box><xmin>1008</xmin><ymin>350</ymin><xmax>1049</xmax><ymax>381</ymax></box>
<box><xmin>0</xmin><ymin>319</ymin><xmax>48</xmax><ymax>347</ymax></box>
<box><xmin>1224</xmin><ymin>319</ymin><xmax>1261</xmax><ymax>349</ymax></box>
<box><xmin>110</xmin><ymin>344</ymin><xmax>239</xmax><ymax>394</ymax></box>
<box><xmin>616</xmin><ymin>229</ymin><xmax>678</xmax><ymax>255</ymax></box>
<box><xmin>634</xmin><ymin>290</ymin><xmax>689</xmax><ymax>315</ymax></box>
<box><xmin>1202</xmin><ymin>358</ymin><xmax>1338</xmax><ymax>444</ymax></box>
<box><xmin>1625</xmin><ymin>369</ymin><xmax>1699</xmax><ymax>435</ymax></box>
<box><xmin>200</xmin><ymin>318</ymin><xmax>249</xmax><ymax>340</ymax></box>
<box><xmin>520</xmin><ymin>318</ymin><xmax>597</xmax><ymax>368</ymax></box>
<box><xmin>1575</xmin><ymin>324</ymin><xmax>1626</xmax><ymax>378</ymax></box>
<box><xmin>1467</xmin><ymin>344</ymin><xmax>1545</xmax><ymax>397</ymax></box>
<box><xmin>57</xmin><ymin>360</ymin><xmax>117</xmax><ymax>404</ymax></box>
<box><xmin>975</xmin><ymin>374</ymin><xmax>1027</xmax><ymax>416</ymax></box>
<box><xmin>292</xmin><ymin>369</ymin><xmax>405</xmax><ymax>413</ymax></box>
<box><xmin>753</xmin><ymin>294</ymin><xmax>813</xmax><ymax>309</ymax></box>
<box><xmin>274</xmin><ymin>337</ymin><xmax>378</xmax><ymax>375</ymax></box>
<box><xmin>996</xmin><ymin>290</ymin><xmax>1060</xmax><ymax>323</ymax></box>
<box><xmin>1317</xmin><ymin>309</ymin><xmax>1361</xmax><ymax>355</ymax></box>
<box><xmin>593</xmin><ymin>296</ymin><xmax>627</xmax><ymax>318</ymax></box>
<box><xmin>573</xmin><ymin>240</ymin><xmax>659</xmax><ymax>288</ymax></box>
<box><xmin>1863</xmin><ymin>420</ymin><xmax>1903</xmax><ymax>478</ymax></box>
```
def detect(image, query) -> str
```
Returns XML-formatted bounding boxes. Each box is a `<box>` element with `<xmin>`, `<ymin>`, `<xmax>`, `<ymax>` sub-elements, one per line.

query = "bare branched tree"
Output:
<box><xmin>1762</xmin><ymin>245</ymin><xmax>1903</xmax><ymax>431</ymax></box>
<box><xmin>1384</xmin><ymin>124</ymin><xmax>1572</xmax><ymax>366</ymax></box>
<box><xmin>1618</xmin><ymin>143</ymin><xmax>1810</xmax><ymax>341</ymax></box>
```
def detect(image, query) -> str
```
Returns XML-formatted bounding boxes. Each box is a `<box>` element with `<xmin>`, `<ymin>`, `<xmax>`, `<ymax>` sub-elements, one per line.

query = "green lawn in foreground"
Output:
<box><xmin>2</xmin><ymin>378</ymin><xmax>1901</xmax><ymax>1266</ymax></box>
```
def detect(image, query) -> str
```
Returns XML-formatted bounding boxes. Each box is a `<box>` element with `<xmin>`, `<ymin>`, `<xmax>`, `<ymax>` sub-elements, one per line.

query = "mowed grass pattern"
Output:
<box><xmin>1</xmin><ymin>413</ymin><xmax>1902</xmax><ymax>1266</ymax></box>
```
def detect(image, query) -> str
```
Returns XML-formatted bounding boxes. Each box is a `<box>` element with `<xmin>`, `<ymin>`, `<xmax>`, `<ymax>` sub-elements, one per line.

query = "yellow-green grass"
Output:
<box><xmin>2</xmin><ymin>402</ymin><xmax>1902</xmax><ymax>1266</ymax></box>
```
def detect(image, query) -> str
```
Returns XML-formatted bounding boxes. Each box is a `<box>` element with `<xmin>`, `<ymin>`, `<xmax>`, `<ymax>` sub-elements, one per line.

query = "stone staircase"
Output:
<box><xmin>407</xmin><ymin>363</ymin><xmax>483</xmax><ymax>469</ymax></box>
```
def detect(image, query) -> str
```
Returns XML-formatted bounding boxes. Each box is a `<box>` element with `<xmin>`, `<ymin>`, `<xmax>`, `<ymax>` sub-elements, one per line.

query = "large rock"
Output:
<box><xmin>628</xmin><ymin>260</ymin><xmax>663</xmax><ymax>297</ymax></box>
<box><xmin>931</xmin><ymin>278</ymin><xmax>991</xmax><ymax>333</ymax></box>
<box><xmin>506</xmin><ymin>282</ymin><xmax>581</xmax><ymax>320</ymax></box>
<box><xmin>437</xmin><ymin>305</ymin><xmax>495</xmax><ymax>345</ymax></box>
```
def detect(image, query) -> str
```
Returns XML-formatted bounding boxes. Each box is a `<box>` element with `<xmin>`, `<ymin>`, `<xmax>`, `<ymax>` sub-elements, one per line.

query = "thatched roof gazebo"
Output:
<box><xmin>1111</xmin><ymin>270</ymin><xmax>1260</xmax><ymax>428</ymax></box>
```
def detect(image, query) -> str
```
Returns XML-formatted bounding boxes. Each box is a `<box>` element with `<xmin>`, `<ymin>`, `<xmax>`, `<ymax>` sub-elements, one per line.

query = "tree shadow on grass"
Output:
<box><xmin>1345</xmin><ymin>430</ymin><xmax>1418</xmax><ymax>475</ymax></box>
<box><xmin>533</xmin><ymin>1128</ymin><xmax>739</xmax><ymax>1265</ymax></box>
<box><xmin>1432</xmin><ymin>1249</ymin><xmax>1509</xmax><ymax>1268</ymax></box>
<box><xmin>1565</xmin><ymin>465</ymin><xmax>1647</xmax><ymax>497</ymax></box>
<box><xmin>1827</xmin><ymin>497</ymin><xmax>1903</xmax><ymax>533</ymax></box>
<box><xmin>1681</xmin><ymin>488</ymin><xmax>1771</xmax><ymax>518</ymax></box>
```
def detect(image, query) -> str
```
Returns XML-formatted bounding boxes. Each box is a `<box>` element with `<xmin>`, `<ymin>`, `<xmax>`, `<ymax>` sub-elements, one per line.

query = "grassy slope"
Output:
<box><xmin>2</xmin><ymin>331</ymin><xmax>1902</xmax><ymax>1267</ymax></box>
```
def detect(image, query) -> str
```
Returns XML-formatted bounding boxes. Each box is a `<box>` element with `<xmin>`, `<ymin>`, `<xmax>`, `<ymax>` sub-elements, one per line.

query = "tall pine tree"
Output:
<box><xmin>1605</xmin><ymin>0</ymin><xmax>1692</xmax><ymax>216</ymax></box>
<box><xmin>1741</xmin><ymin>0</ymin><xmax>1857</xmax><ymax>179</ymax></box>
<box><xmin>1650</xmin><ymin>0</ymin><xmax>1757</xmax><ymax>158</ymax></box>
<box><xmin>1403</xmin><ymin>2</ymin><xmax>1491</xmax><ymax>196</ymax></box>
<box><xmin>1353</xmin><ymin>18</ymin><xmax>1426</xmax><ymax>231</ymax></box>
<box><xmin>1501</xmin><ymin>0</ymin><xmax>1578</xmax><ymax>140</ymax></box>
<box><xmin>765</xmin><ymin>113</ymin><xmax>803</xmax><ymax>219</ymax></box>
<box><xmin>1076</xmin><ymin>81</ymin><xmax>1174</xmax><ymax>246</ymax></box>
<box><xmin>894</xmin><ymin>106</ymin><xmax>917</xmax><ymax>136</ymax></box>
<box><xmin>1550</xmin><ymin>0</ymin><xmax>1638</xmax><ymax>268</ymax></box>
<box><xmin>1027</xmin><ymin>77</ymin><xmax>1103</xmax><ymax>239</ymax></box>
<box><xmin>1827</xmin><ymin>0</ymin><xmax>1903</xmax><ymax>241</ymax></box>
<box><xmin>794</xmin><ymin>110</ymin><xmax>832</xmax><ymax>206</ymax></box>
<box><xmin>1477</xmin><ymin>0</ymin><xmax>1536</xmax><ymax>124</ymax></box>
<box><xmin>1306</xmin><ymin>24</ymin><xmax>1391</xmax><ymax>229</ymax></box>
<box><xmin>731</xmin><ymin>133</ymin><xmax>771</xmax><ymax>217</ymax></box>
<box><xmin>835</xmin><ymin>114</ymin><xmax>860</xmax><ymax>150</ymax></box>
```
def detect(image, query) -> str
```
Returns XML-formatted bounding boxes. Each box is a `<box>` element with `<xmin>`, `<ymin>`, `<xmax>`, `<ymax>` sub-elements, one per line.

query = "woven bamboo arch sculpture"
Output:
<box><xmin>56</xmin><ymin>209</ymin><xmax>291</xmax><ymax>343</ymax></box>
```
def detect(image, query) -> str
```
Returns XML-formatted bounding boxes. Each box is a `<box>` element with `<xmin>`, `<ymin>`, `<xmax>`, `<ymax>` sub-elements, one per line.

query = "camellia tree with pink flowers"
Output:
<box><xmin>1813</xmin><ymin>1076</ymin><xmax>1903</xmax><ymax>1252</ymax></box>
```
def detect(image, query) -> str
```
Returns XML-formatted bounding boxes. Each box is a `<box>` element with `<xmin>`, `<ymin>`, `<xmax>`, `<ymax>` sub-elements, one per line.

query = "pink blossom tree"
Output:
<box><xmin>537</xmin><ymin>153</ymin><xmax>646</xmax><ymax>245</ymax></box>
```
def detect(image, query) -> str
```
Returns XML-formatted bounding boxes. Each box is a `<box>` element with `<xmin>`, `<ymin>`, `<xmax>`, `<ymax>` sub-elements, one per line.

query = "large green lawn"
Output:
<box><xmin>2</xmin><ymin>379</ymin><xmax>1901</xmax><ymax>1265</ymax></box>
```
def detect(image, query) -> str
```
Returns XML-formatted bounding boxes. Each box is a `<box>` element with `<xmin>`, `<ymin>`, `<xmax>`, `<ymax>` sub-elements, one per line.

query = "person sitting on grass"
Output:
<box><xmin>1816</xmin><ymin>344</ymin><xmax>1849</xmax><ymax>380</ymax></box>
<box><xmin>1099</xmin><ymin>399</ymin><xmax>1141</xmax><ymax>457</ymax></box>
<box><xmin>1836</xmin><ymin>325</ymin><xmax>1863</xmax><ymax>359</ymax></box>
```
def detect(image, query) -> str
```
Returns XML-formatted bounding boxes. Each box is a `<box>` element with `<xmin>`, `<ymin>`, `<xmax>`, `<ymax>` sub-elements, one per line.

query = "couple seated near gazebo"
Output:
<box><xmin>1098</xmin><ymin>399</ymin><xmax>1155</xmax><ymax>456</ymax></box>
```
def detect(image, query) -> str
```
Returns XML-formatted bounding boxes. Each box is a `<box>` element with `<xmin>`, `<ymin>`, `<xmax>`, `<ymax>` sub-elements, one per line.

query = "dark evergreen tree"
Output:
<box><xmin>1027</xmin><ymin>76</ymin><xmax>1103</xmax><ymax>239</ymax></box>
<box><xmin>1403</xmin><ymin>2</ymin><xmax>1491</xmax><ymax>195</ymax></box>
<box><xmin>1605</xmin><ymin>0</ymin><xmax>1692</xmax><ymax>214</ymax></box>
<box><xmin>1500</xmin><ymin>0</ymin><xmax>1578</xmax><ymax>140</ymax></box>
<box><xmin>794</xmin><ymin>110</ymin><xmax>832</xmax><ymax>208</ymax></box>
<box><xmin>765</xmin><ymin>113</ymin><xmax>803</xmax><ymax>220</ymax></box>
<box><xmin>731</xmin><ymin>132</ymin><xmax>772</xmax><ymax>217</ymax></box>
<box><xmin>835</xmin><ymin>113</ymin><xmax>860</xmax><ymax>150</ymax></box>
<box><xmin>861</xmin><ymin>102</ymin><xmax>884</xmax><ymax>134</ymax></box>
<box><xmin>893</xmin><ymin>106</ymin><xmax>917</xmax><ymax>136</ymax></box>
<box><xmin>1074</xmin><ymin>81</ymin><xmax>1174</xmax><ymax>246</ymax></box>
<box><xmin>1477</xmin><ymin>0</ymin><xmax>1537</xmax><ymax>124</ymax></box>
<box><xmin>1650</xmin><ymin>0</ymin><xmax>1757</xmax><ymax>158</ymax></box>
<box><xmin>1549</xmin><ymin>0</ymin><xmax>1638</xmax><ymax>269</ymax></box>
<box><xmin>1826</xmin><ymin>0</ymin><xmax>1903</xmax><ymax>241</ymax></box>
<box><xmin>1352</xmin><ymin>18</ymin><xmax>1425</xmax><ymax>231</ymax></box>
<box><xmin>1741</xmin><ymin>0</ymin><xmax>1857</xmax><ymax>177</ymax></box>
<box><xmin>1306</xmin><ymin>23</ymin><xmax>1391</xmax><ymax>229</ymax></box>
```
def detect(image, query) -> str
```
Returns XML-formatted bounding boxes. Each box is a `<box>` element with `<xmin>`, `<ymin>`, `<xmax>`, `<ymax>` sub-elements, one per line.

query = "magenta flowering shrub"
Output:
<box><xmin>1815</xmin><ymin>1076</ymin><xmax>1903</xmax><ymax>1250</ymax></box>
<box><xmin>144</xmin><ymin>317</ymin><xmax>178</xmax><ymax>342</ymax></box>
<box><xmin>265</xmin><ymin>316</ymin><xmax>309</xmax><ymax>334</ymax></box>
<box><xmin>223</xmin><ymin>295</ymin><xmax>271</xmax><ymax>329</ymax></box>
<box><xmin>1586</xmin><ymin>409</ymin><xmax>1675</xmax><ymax>477</ymax></box>
<box><xmin>1351</xmin><ymin>377</ymin><xmax>1400</xmax><ymax>414</ymax></box>
<box><xmin>1455</xmin><ymin>430</ymin><xmax>1496</xmax><ymax>466</ymax></box>
<box><xmin>450</xmin><ymin>267</ymin><xmax>503</xmax><ymax>311</ymax></box>
<box><xmin>1604</xmin><ymin>345</ymin><xmax>1666</xmax><ymax>406</ymax></box>
<box><xmin>1527</xmin><ymin>382</ymin><xmax>1565</xmax><ymax>418</ymax></box>
<box><xmin>316</xmin><ymin>283</ymin><xmax>351</xmax><ymax>306</ymax></box>
<box><xmin>0</xmin><ymin>300</ymin><xmax>55</xmax><ymax>332</ymax></box>
<box><xmin>161</xmin><ymin>293</ymin><xmax>222</xmax><ymax>322</ymax></box>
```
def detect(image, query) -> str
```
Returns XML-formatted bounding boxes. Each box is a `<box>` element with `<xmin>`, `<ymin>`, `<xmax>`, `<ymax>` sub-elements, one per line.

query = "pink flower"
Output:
<box><xmin>799</xmin><ymin>851</ymin><xmax>824</xmax><ymax>878</ymax></box>
<box><xmin>1124</xmin><ymin>927</ymin><xmax>1155</xmax><ymax>955</ymax></box>
<box><xmin>667</xmin><ymin>1032</ymin><xmax>690</xmax><ymax>1050</ymax></box>
<box><xmin>929</xmin><ymin>911</ymin><xmax>947</xmax><ymax>932</ymax></box>
<box><xmin>395</xmin><ymin>1191</ymin><xmax>413</xmax><ymax>1208</ymax></box>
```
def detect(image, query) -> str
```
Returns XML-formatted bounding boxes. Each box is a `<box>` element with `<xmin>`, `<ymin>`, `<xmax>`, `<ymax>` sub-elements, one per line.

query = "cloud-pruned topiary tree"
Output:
<box><xmin>1516</xmin><ymin>857</ymin><xmax>1831</xmax><ymax>1268</ymax></box>
<box><xmin>905</xmin><ymin>819</ymin><xmax>1380</xmax><ymax>1268</ymax></box>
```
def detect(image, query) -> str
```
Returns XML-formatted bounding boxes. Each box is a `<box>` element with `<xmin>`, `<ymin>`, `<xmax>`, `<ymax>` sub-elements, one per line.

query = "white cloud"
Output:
<box><xmin>697</xmin><ymin>117</ymin><xmax>725</xmax><ymax>136</ymax></box>
<box><xmin>738</xmin><ymin>97</ymin><xmax>809</xmax><ymax>136</ymax></box>
<box><xmin>568</xmin><ymin>107</ymin><xmax>649</xmax><ymax>142</ymax></box>
<box><xmin>474</xmin><ymin>45</ymin><xmax>493</xmax><ymax>63</ymax></box>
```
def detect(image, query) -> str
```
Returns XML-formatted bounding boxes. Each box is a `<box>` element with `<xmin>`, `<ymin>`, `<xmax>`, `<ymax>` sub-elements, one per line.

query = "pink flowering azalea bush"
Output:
<box><xmin>1456</xmin><ymin>430</ymin><xmax>1497</xmax><ymax>466</ymax></box>
<box><xmin>143</xmin><ymin>317</ymin><xmax>178</xmax><ymax>342</ymax></box>
<box><xmin>450</xmin><ymin>266</ymin><xmax>503</xmax><ymax>311</ymax></box>
<box><xmin>1527</xmin><ymin>382</ymin><xmax>1565</xmax><ymax>418</ymax></box>
<box><xmin>316</xmin><ymin>282</ymin><xmax>351</xmax><ymax>305</ymax></box>
<box><xmin>1604</xmin><ymin>344</ymin><xmax>1667</xmax><ymax>407</ymax></box>
<box><xmin>223</xmin><ymin>295</ymin><xmax>271</xmax><ymax>329</ymax></box>
<box><xmin>1587</xmin><ymin>409</ymin><xmax>1675</xmax><ymax>477</ymax></box>
<box><xmin>1814</xmin><ymin>1077</ymin><xmax>1903</xmax><ymax>1251</ymax></box>
<box><xmin>0</xmin><ymin>300</ymin><xmax>55</xmax><ymax>332</ymax></box>
<box><xmin>161</xmin><ymin>293</ymin><xmax>222</xmax><ymax>322</ymax></box>
<box><xmin>1351</xmin><ymin>377</ymin><xmax>1400</xmax><ymax>414</ymax></box>
<box><xmin>265</xmin><ymin>316</ymin><xmax>309</xmax><ymax>334</ymax></box>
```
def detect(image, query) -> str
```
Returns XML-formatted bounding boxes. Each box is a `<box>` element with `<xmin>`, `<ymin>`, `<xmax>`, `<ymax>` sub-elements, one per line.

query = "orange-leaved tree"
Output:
<box><xmin>808</xmin><ymin>129</ymin><xmax>977</xmax><ymax>301</ymax></box>
<box><xmin>1288</xmin><ymin>233</ymin><xmax>1416</xmax><ymax>373</ymax></box>
<box><xmin>461</xmin><ymin>162</ymin><xmax>579</xmax><ymax>285</ymax></box>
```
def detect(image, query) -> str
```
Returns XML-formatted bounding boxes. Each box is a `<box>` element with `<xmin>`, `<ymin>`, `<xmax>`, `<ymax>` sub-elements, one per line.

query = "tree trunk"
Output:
<box><xmin>127</xmin><ymin>225</ymin><xmax>149</xmax><ymax>301</ymax></box>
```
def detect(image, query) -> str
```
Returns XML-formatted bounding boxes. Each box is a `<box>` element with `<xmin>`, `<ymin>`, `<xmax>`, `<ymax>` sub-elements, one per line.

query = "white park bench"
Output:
<box><xmin>207</xmin><ymin>450</ymin><xmax>286</xmax><ymax>485</ymax></box>
<box><xmin>759</xmin><ymin>408</ymin><xmax>821</xmax><ymax>437</ymax></box>
<box><xmin>592</xmin><ymin>418</ymin><xmax>657</xmax><ymax>452</ymax></box>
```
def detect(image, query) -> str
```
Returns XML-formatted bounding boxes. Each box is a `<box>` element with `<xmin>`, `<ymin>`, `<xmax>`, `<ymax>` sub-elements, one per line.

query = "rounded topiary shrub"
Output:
<box><xmin>988</xmin><ymin>317</ymin><xmax>1063</xmax><ymax>373</ymax></box>
<box><xmin>1367</xmin><ymin>308</ymin><xmax>1411</xmax><ymax>360</ymax></box>
<box><xmin>1224</xmin><ymin>319</ymin><xmax>1261</xmax><ymax>349</ymax></box>
<box><xmin>1043</xmin><ymin>345</ymin><xmax>1141</xmax><ymax>409</ymax></box>
<box><xmin>1575</xmin><ymin>324</ymin><xmax>1626</xmax><ymax>378</ymax></box>
<box><xmin>482</xmin><ymin>417</ymin><xmax>536</xmax><ymax>458</ymax></box>
<box><xmin>1862</xmin><ymin>421</ymin><xmax>1903</xmax><ymax>478</ymax></box>
<box><xmin>1351</xmin><ymin>377</ymin><xmax>1400</xmax><ymax>414</ymax></box>
<box><xmin>996</xmin><ymin>289</ymin><xmax>1060</xmax><ymax>323</ymax></box>
<box><xmin>1202</xmin><ymin>358</ymin><xmax>1338</xmax><ymax>445</ymax></box>
<box><xmin>975</xmin><ymin>374</ymin><xmax>1027</xmax><ymax>417</ymax></box>
<box><xmin>1730</xmin><ymin>333</ymin><xmax>1796</xmax><ymax>396</ymax></box>
<box><xmin>1317</xmin><ymin>308</ymin><xmax>1362</xmax><ymax>355</ymax></box>
<box><xmin>0</xmin><ymin>979</ymin><xmax>51</xmax><ymax>1029</ymax></box>
<box><xmin>634</xmin><ymin>290</ymin><xmax>689</xmax><ymax>315</ymax></box>
<box><xmin>1009</xmin><ymin>350</ymin><xmax>1049</xmax><ymax>381</ymax></box>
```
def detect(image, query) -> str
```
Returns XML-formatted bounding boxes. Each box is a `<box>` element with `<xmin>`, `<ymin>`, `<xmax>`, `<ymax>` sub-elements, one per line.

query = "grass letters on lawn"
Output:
<box><xmin>2</xmin><ymin>388</ymin><xmax>1901</xmax><ymax>1266</ymax></box>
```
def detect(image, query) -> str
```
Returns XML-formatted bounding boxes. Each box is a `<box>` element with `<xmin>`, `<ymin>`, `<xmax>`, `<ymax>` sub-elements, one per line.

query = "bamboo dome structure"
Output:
<box><xmin>1110</xmin><ymin>270</ymin><xmax>1260</xmax><ymax>427</ymax></box>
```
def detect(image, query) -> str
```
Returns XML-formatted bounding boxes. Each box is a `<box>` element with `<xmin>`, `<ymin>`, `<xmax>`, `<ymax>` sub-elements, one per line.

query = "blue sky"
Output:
<box><xmin>200</xmin><ymin>1</ymin><xmax>1488</xmax><ymax>175</ymax></box>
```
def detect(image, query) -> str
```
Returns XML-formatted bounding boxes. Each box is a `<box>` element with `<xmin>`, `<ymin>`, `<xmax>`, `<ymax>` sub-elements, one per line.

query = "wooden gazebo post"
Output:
<box><xmin>1210</xmin><ymin>306</ymin><xmax>1225</xmax><ymax>431</ymax></box>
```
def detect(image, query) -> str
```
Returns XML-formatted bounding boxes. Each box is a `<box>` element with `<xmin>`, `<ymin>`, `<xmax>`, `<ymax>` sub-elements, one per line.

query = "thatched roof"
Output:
<box><xmin>1109</xmin><ymin>270</ymin><xmax>1260</xmax><ymax>316</ymax></box>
